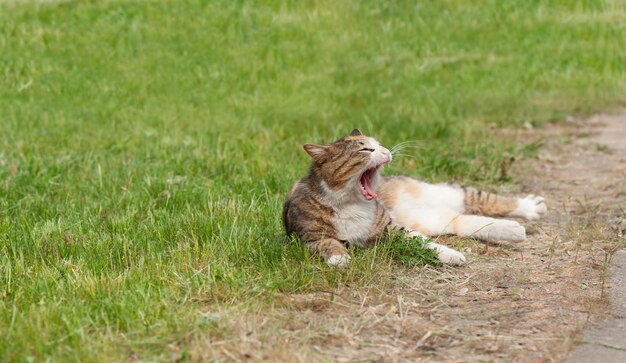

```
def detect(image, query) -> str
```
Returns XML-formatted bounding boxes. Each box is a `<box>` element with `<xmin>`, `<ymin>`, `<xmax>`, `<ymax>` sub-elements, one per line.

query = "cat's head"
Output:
<box><xmin>303</xmin><ymin>129</ymin><xmax>392</xmax><ymax>201</ymax></box>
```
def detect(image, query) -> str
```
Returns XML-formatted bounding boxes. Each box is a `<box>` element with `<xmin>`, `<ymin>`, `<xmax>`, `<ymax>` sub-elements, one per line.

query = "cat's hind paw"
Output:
<box><xmin>426</xmin><ymin>242</ymin><xmax>466</xmax><ymax>266</ymax></box>
<box><xmin>512</xmin><ymin>194</ymin><xmax>547</xmax><ymax>221</ymax></box>
<box><xmin>326</xmin><ymin>254</ymin><xmax>351</xmax><ymax>268</ymax></box>
<box><xmin>477</xmin><ymin>219</ymin><xmax>526</xmax><ymax>243</ymax></box>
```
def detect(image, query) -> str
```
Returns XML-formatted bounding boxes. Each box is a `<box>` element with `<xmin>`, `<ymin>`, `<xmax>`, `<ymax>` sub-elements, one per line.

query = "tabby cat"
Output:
<box><xmin>282</xmin><ymin>129</ymin><xmax>547</xmax><ymax>268</ymax></box>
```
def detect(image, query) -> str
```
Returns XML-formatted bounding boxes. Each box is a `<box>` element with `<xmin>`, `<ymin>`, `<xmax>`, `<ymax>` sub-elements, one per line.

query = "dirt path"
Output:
<box><xmin>568</xmin><ymin>250</ymin><xmax>626</xmax><ymax>362</ymax></box>
<box><xmin>206</xmin><ymin>111</ymin><xmax>626</xmax><ymax>362</ymax></box>
<box><xmin>564</xmin><ymin>112</ymin><xmax>626</xmax><ymax>362</ymax></box>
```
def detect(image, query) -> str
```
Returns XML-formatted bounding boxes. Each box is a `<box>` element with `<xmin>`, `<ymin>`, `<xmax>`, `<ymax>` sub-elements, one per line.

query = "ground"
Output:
<box><xmin>200</xmin><ymin>110</ymin><xmax>626</xmax><ymax>362</ymax></box>
<box><xmin>569</xmin><ymin>250</ymin><xmax>626</xmax><ymax>362</ymax></box>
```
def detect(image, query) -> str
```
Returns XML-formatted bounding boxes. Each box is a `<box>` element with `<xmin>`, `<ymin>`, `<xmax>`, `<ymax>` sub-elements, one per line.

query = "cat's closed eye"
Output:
<box><xmin>360</xmin><ymin>148</ymin><xmax>375</xmax><ymax>152</ymax></box>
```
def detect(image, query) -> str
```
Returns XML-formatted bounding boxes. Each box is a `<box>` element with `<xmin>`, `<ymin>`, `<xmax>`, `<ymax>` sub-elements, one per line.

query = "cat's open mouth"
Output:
<box><xmin>359</xmin><ymin>166</ymin><xmax>380</xmax><ymax>200</ymax></box>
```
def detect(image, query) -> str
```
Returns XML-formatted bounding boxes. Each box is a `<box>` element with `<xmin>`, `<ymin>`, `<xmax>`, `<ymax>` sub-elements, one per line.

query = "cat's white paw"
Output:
<box><xmin>326</xmin><ymin>254</ymin><xmax>351</xmax><ymax>268</ymax></box>
<box><xmin>496</xmin><ymin>220</ymin><xmax>526</xmax><ymax>242</ymax></box>
<box><xmin>512</xmin><ymin>194</ymin><xmax>547</xmax><ymax>221</ymax></box>
<box><xmin>426</xmin><ymin>243</ymin><xmax>466</xmax><ymax>266</ymax></box>
<box><xmin>477</xmin><ymin>219</ymin><xmax>526</xmax><ymax>243</ymax></box>
<box><xmin>438</xmin><ymin>248</ymin><xmax>466</xmax><ymax>266</ymax></box>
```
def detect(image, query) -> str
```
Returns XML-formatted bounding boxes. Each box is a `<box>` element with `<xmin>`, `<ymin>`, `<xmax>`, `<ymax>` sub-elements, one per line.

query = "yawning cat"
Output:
<box><xmin>282</xmin><ymin>129</ymin><xmax>547</xmax><ymax>268</ymax></box>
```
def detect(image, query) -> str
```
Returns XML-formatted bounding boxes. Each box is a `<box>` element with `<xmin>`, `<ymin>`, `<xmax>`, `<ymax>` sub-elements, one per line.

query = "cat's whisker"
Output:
<box><xmin>391</xmin><ymin>147</ymin><xmax>422</xmax><ymax>155</ymax></box>
<box><xmin>390</xmin><ymin>141</ymin><xmax>424</xmax><ymax>153</ymax></box>
<box><xmin>391</xmin><ymin>148</ymin><xmax>419</xmax><ymax>156</ymax></box>
<box><xmin>392</xmin><ymin>154</ymin><xmax>415</xmax><ymax>158</ymax></box>
<box><xmin>392</xmin><ymin>142</ymin><xmax>421</xmax><ymax>149</ymax></box>
<box><xmin>391</xmin><ymin>141</ymin><xmax>422</xmax><ymax>150</ymax></box>
<box><xmin>391</xmin><ymin>146</ymin><xmax>423</xmax><ymax>153</ymax></box>
<box><xmin>390</xmin><ymin>141</ymin><xmax>416</xmax><ymax>150</ymax></box>
<box><xmin>393</xmin><ymin>140</ymin><xmax>422</xmax><ymax>145</ymax></box>
<box><xmin>391</xmin><ymin>143</ymin><xmax>424</xmax><ymax>158</ymax></box>
<box><xmin>391</xmin><ymin>152</ymin><xmax>418</xmax><ymax>159</ymax></box>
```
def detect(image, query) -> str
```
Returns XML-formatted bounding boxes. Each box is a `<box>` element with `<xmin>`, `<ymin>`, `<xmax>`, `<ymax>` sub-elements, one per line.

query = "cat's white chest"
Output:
<box><xmin>333</xmin><ymin>202</ymin><xmax>376</xmax><ymax>247</ymax></box>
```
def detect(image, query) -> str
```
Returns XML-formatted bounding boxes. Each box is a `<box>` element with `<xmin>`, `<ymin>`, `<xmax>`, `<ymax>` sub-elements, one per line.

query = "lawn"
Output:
<box><xmin>1</xmin><ymin>0</ymin><xmax>625</xmax><ymax>361</ymax></box>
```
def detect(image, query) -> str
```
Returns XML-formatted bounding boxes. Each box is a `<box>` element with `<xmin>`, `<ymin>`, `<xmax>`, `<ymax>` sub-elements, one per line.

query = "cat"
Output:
<box><xmin>282</xmin><ymin>129</ymin><xmax>547</xmax><ymax>268</ymax></box>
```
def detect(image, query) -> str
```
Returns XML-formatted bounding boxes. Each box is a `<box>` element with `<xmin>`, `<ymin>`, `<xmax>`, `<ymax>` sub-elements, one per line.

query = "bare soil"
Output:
<box><xmin>197</xmin><ymin>110</ymin><xmax>626</xmax><ymax>362</ymax></box>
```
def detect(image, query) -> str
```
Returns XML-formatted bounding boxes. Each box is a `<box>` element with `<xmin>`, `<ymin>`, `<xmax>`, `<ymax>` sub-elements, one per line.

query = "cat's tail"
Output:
<box><xmin>461</xmin><ymin>186</ymin><xmax>547</xmax><ymax>220</ymax></box>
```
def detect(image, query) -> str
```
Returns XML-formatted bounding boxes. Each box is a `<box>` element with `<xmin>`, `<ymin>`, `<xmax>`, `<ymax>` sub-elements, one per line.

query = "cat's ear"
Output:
<box><xmin>350</xmin><ymin>129</ymin><xmax>363</xmax><ymax>136</ymax></box>
<box><xmin>303</xmin><ymin>144</ymin><xmax>328</xmax><ymax>160</ymax></box>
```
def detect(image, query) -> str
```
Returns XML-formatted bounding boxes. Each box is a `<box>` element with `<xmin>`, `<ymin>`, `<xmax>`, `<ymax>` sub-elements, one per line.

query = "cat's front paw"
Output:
<box><xmin>326</xmin><ymin>254</ymin><xmax>351</xmax><ymax>268</ymax></box>
<box><xmin>512</xmin><ymin>195</ymin><xmax>547</xmax><ymax>220</ymax></box>
<box><xmin>438</xmin><ymin>248</ymin><xmax>466</xmax><ymax>266</ymax></box>
<box><xmin>426</xmin><ymin>243</ymin><xmax>466</xmax><ymax>265</ymax></box>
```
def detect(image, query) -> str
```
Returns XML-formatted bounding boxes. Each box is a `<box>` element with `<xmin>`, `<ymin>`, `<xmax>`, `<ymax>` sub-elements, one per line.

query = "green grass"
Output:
<box><xmin>387</xmin><ymin>233</ymin><xmax>441</xmax><ymax>267</ymax></box>
<box><xmin>1</xmin><ymin>0</ymin><xmax>625</xmax><ymax>361</ymax></box>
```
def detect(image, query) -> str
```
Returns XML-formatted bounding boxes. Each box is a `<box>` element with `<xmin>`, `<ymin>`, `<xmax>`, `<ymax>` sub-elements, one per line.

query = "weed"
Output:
<box><xmin>385</xmin><ymin>232</ymin><xmax>441</xmax><ymax>267</ymax></box>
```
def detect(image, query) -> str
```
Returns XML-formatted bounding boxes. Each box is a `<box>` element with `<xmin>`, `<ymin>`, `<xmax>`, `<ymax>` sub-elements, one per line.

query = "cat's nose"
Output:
<box><xmin>382</xmin><ymin>148</ymin><xmax>392</xmax><ymax>162</ymax></box>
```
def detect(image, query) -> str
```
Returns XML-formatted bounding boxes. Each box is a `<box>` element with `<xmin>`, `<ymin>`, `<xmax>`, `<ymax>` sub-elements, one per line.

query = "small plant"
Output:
<box><xmin>595</xmin><ymin>144</ymin><xmax>612</xmax><ymax>154</ymax></box>
<box><xmin>385</xmin><ymin>231</ymin><xmax>441</xmax><ymax>267</ymax></box>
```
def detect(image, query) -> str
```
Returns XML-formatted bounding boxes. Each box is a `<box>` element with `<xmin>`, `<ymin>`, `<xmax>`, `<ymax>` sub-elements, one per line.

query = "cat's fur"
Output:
<box><xmin>282</xmin><ymin>129</ymin><xmax>547</xmax><ymax>267</ymax></box>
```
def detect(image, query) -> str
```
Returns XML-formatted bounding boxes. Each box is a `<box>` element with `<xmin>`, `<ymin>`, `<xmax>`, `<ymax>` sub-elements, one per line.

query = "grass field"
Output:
<box><xmin>1</xmin><ymin>0</ymin><xmax>625</xmax><ymax>361</ymax></box>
